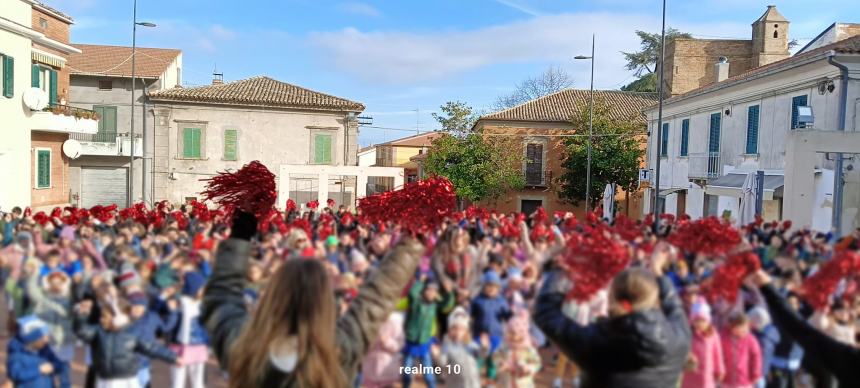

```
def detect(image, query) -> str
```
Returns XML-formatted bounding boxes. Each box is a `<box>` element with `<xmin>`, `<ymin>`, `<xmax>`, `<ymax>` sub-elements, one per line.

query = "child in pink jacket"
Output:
<box><xmin>682</xmin><ymin>300</ymin><xmax>724</xmax><ymax>388</ymax></box>
<box><xmin>721</xmin><ymin>312</ymin><xmax>762</xmax><ymax>388</ymax></box>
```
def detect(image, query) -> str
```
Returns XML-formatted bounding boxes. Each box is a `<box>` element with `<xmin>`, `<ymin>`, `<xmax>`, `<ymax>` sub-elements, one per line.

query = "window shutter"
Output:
<box><xmin>708</xmin><ymin>113</ymin><xmax>721</xmax><ymax>153</ymax></box>
<box><xmin>192</xmin><ymin>128</ymin><xmax>202</xmax><ymax>158</ymax></box>
<box><xmin>49</xmin><ymin>69</ymin><xmax>57</xmax><ymax>105</ymax></box>
<box><xmin>183</xmin><ymin>128</ymin><xmax>193</xmax><ymax>158</ymax></box>
<box><xmin>746</xmin><ymin>105</ymin><xmax>760</xmax><ymax>154</ymax></box>
<box><xmin>31</xmin><ymin>64</ymin><xmax>40</xmax><ymax>88</ymax></box>
<box><xmin>680</xmin><ymin>119</ymin><xmax>689</xmax><ymax>156</ymax></box>
<box><xmin>37</xmin><ymin>150</ymin><xmax>51</xmax><ymax>188</ymax></box>
<box><xmin>224</xmin><ymin>129</ymin><xmax>238</xmax><ymax>160</ymax></box>
<box><xmin>2</xmin><ymin>55</ymin><xmax>13</xmax><ymax>98</ymax></box>
<box><xmin>525</xmin><ymin>143</ymin><xmax>543</xmax><ymax>185</ymax></box>
<box><xmin>105</xmin><ymin>106</ymin><xmax>117</xmax><ymax>134</ymax></box>
<box><xmin>94</xmin><ymin>106</ymin><xmax>105</xmax><ymax>132</ymax></box>
<box><xmin>660</xmin><ymin>123</ymin><xmax>669</xmax><ymax>156</ymax></box>
<box><xmin>791</xmin><ymin>95</ymin><xmax>807</xmax><ymax>129</ymax></box>
<box><xmin>314</xmin><ymin>134</ymin><xmax>332</xmax><ymax>164</ymax></box>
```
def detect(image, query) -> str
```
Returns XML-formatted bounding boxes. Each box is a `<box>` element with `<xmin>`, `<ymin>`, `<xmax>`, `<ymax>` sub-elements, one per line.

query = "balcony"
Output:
<box><xmin>524</xmin><ymin>169</ymin><xmax>552</xmax><ymax>187</ymax></box>
<box><xmin>30</xmin><ymin>104</ymin><xmax>99</xmax><ymax>134</ymax></box>
<box><xmin>69</xmin><ymin>132</ymin><xmax>142</xmax><ymax>157</ymax></box>
<box><xmin>688</xmin><ymin>152</ymin><xmax>722</xmax><ymax>179</ymax></box>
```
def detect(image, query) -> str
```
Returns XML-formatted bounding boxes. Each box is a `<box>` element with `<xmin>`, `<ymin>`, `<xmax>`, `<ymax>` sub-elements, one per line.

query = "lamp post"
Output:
<box><xmin>129</xmin><ymin>0</ymin><xmax>155</xmax><ymax>206</ymax></box>
<box><xmin>652</xmin><ymin>0</ymin><xmax>667</xmax><ymax>231</ymax></box>
<box><xmin>575</xmin><ymin>34</ymin><xmax>595</xmax><ymax>212</ymax></box>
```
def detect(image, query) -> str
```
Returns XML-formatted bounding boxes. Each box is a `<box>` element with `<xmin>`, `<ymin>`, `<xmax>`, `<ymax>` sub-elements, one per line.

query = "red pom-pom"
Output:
<box><xmin>358</xmin><ymin>176</ymin><xmax>456</xmax><ymax>234</ymax></box>
<box><xmin>170</xmin><ymin>211</ymin><xmax>188</xmax><ymax>230</ymax></box>
<box><xmin>23</xmin><ymin>207</ymin><xmax>32</xmax><ymax>217</ymax></box>
<box><xmin>667</xmin><ymin>216</ymin><xmax>741</xmax><ymax>255</ymax></box>
<box><xmin>781</xmin><ymin>220</ymin><xmax>792</xmax><ymax>231</ymax></box>
<box><xmin>285</xmin><ymin>199</ymin><xmax>297</xmax><ymax>214</ymax></box>
<box><xmin>33</xmin><ymin>211</ymin><xmax>49</xmax><ymax>225</ymax></box>
<box><xmin>340</xmin><ymin>212</ymin><xmax>354</xmax><ymax>227</ymax></box>
<box><xmin>201</xmin><ymin>160</ymin><xmax>277</xmax><ymax>217</ymax></box>
<box><xmin>50</xmin><ymin>207</ymin><xmax>62</xmax><ymax>219</ymax></box>
<box><xmin>89</xmin><ymin>204</ymin><xmax>117</xmax><ymax>223</ymax></box>
<box><xmin>189</xmin><ymin>201</ymin><xmax>211</xmax><ymax>222</ymax></box>
<box><xmin>327</xmin><ymin>198</ymin><xmax>336</xmax><ymax>208</ymax></box>
<box><xmin>802</xmin><ymin>251</ymin><xmax>860</xmax><ymax>310</ymax></box>
<box><xmin>307</xmin><ymin>200</ymin><xmax>319</xmax><ymax>210</ymax></box>
<box><xmin>562</xmin><ymin>227</ymin><xmax>631</xmax><ymax>301</ymax></box>
<box><xmin>702</xmin><ymin>251</ymin><xmax>761</xmax><ymax>303</ymax></box>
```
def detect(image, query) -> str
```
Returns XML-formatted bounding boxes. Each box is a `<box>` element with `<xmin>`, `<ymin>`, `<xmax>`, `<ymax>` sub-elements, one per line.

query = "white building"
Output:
<box><xmin>644</xmin><ymin>34</ymin><xmax>860</xmax><ymax>232</ymax></box>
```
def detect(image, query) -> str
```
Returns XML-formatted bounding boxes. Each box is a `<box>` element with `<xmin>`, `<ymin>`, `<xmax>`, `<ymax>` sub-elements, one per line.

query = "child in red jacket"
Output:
<box><xmin>721</xmin><ymin>312</ymin><xmax>762</xmax><ymax>388</ymax></box>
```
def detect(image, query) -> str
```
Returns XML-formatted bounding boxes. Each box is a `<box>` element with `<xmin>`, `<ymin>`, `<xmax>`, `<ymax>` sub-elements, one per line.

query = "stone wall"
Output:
<box><xmin>665</xmin><ymin>39</ymin><xmax>755</xmax><ymax>96</ymax></box>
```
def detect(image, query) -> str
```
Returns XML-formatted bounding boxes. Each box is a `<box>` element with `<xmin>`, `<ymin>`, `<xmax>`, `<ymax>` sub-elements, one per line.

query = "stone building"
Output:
<box><xmin>663</xmin><ymin>5</ymin><xmax>791</xmax><ymax>96</ymax></box>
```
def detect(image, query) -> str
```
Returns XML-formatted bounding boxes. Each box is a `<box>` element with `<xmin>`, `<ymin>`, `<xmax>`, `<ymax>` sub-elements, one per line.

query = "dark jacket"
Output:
<box><xmin>753</xmin><ymin>324</ymin><xmax>780</xmax><ymax>377</ymax></box>
<box><xmin>202</xmin><ymin>237</ymin><xmax>424</xmax><ymax>388</ymax></box>
<box><xmin>534</xmin><ymin>270</ymin><xmax>691</xmax><ymax>388</ymax></box>
<box><xmin>165</xmin><ymin>298</ymin><xmax>209</xmax><ymax>346</ymax></box>
<box><xmin>130</xmin><ymin>304</ymin><xmax>176</xmax><ymax>369</ymax></box>
<box><xmin>74</xmin><ymin>312</ymin><xmax>177</xmax><ymax>379</ymax></box>
<box><xmin>470</xmin><ymin>292</ymin><xmax>511</xmax><ymax>338</ymax></box>
<box><xmin>6</xmin><ymin>336</ymin><xmax>70</xmax><ymax>388</ymax></box>
<box><xmin>760</xmin><ymin>283</ymin><xmax>860</xmax><ymax>385</ymax></box>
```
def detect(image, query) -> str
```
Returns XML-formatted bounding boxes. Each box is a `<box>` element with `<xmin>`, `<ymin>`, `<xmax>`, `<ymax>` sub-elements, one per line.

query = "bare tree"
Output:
<box><xmin>493</xmin><ymin>65</ymin><xmax>574</xmax><ymax>110</ymax></box>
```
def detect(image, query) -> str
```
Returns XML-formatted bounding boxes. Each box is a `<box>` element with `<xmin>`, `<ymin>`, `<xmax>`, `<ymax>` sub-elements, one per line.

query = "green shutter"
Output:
<box><xmin>193</xmin><ymin>128</ymin><xmax>202</xmax><ymax>158</ymax></box>
<box><xmin>94</xmin><ymin>106</ymin><xmax>105</xmax><ymax>132</ymax></box>
<box><xmin>49</xmin><ymin>69</ymin><xmax>57</xmax><ymax>105</ymax></box>
<box><xmin>680</xmin><ymin>119</ymin><xmax>689</xmax><ymax>156</ymax></box>
<box><xmin>660</xmin><ymin>123</ymin><xmax>669</xmax><ymax>157</ymax></box>
<box><xmin>746</xmin><ymin>105</ymin><xmax>760</xmax><ymax>154</ymax></box>
<box><xmin>314</xmin><ymin>134</ymin><xmax>332</xmax><ymax>164</ymax></box>
<box><xmin>104</xmin><ymin>106</ymin><xmax>117</xmax><ymax>133</ymax></box>
<box><xmin>223</xmin><ymin>129</ymin><xmax>238</xmax><ymax>160</ymax></box>
<box><xmin>37</xmin><ymin>150</ymin><xmax>51</xmax><ymax>188</ymax></box>
<box><xmin>183</xmin><ymin>128</ymin><xmax>202</xmax><ymax>158</ymax></box>
<box><xmin>31</xmin><ymin>64</ymin><xmax>40</xmax><ymax>88</ymax></box>
<box><xmin>2</xmin><ymin>55</ymin><xmax>13</xmax><ymax>98</ymax></box>
<box><xmin>93</xmin><ymin>106</ymin><xmax>117</xmax><ymax>141</ymax></box>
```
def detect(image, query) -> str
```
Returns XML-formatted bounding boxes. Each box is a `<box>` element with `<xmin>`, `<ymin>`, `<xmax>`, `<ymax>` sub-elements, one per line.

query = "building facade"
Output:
<box><xmin>147</xmin><ymin>76</ymin><xmax>364</xmax><ymax>206</ymax></box>
<box><xmin>474</xmin><ymin>89</ymin><xmax>656</xmax><ymax>216</ymax></box>
<box><xmin>66</xmin><ymin>44</ymin><xmax>182</xmax><ymax>207</ymax></box>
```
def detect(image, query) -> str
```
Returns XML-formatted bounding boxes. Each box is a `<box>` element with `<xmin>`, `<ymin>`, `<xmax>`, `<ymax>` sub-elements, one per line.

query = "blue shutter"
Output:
<box><xmin>746</xmin><ymin>105</ymin><xmax>760</xmax><ymax>154</ymax></box>
<box><xmin>660</xmin><ymin>123</ymin><xmax>669</xmax><ymax>156</ymax></box>
<box><xmin>2</xmin><ymin>55</ymin><xmax>13</xmax><ymax>98</ymax></box>
<box><xmin>31</xmin><ymin>64</ymin><xmax>40</xmax><ymax>88</ymax></box>
<box><xmin>708</xmin><ymin>113</ymin><xmax>721</xmax><ymax>153</ymax></box>
<box><xmin>680</xmin><ymin>119</ymin><xmax>689</xmax><ymax>156</ymax></box>
<box><xmin>49</xmin><ymin>69</ymin><xmax>58</xmax><ymax>105</ymax></box>
<box><xmin>791</xmin><ymin>95</ymin><xmax>807</xmax><ymax>129</ymax></box>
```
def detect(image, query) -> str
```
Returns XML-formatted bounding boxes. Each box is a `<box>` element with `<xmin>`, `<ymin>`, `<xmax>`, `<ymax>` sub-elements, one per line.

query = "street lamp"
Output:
<box><xmin>575</xmin><ymin>34</ymin><xmax>595</xmax><ymax>212</ymax></box>
<box><xmin>129</xmin><ymin>0</ymin><xmax>155</xmax><ymax>206</ymax></box>
<box><xmin>652</xmin><ymin>0</ymin><xmax>667</xmax><ymax>231</ymax></box>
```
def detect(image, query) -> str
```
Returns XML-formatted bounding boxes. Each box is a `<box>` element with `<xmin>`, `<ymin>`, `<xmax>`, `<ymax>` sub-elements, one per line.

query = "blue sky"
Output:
<box><xmin>53</xmin><ymin>0</ymin><xmax>858</xmax><ymax>146</ymax></box>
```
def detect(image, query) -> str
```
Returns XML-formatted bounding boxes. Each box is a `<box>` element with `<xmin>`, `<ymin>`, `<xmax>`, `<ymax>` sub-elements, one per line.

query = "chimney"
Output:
<box><xmin>715</xmin><ymin>56</ymin><xmax>730</xmax><ymax>83</ymax></box>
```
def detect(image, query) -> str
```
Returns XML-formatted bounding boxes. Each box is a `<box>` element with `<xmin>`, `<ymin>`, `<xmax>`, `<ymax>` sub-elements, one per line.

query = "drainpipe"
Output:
<box><xmin>827</xmin><ymin>53</ymin><xmax>848</xmax><ymax>237</ymax></box>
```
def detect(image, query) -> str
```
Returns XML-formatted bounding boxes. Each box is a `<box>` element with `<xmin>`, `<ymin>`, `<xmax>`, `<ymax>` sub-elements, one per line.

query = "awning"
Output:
<box><xmin>658</xmin><ymin>187</ymin><xmax>686</xmax><ymax>197</ymax></box>
<box><xmin>32</xmin><ymin>48</ymin><xmax>65</xmax><ymax>69</ymax></box>
<box><xmin>705</xmin><ymin>173</ymin><xmax>785</xmax><ymax>200</ymax></box>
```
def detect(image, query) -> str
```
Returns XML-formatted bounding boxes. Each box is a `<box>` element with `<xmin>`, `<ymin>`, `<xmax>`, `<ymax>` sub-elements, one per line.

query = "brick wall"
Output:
<box><xmin>31</xmin><ymin>132</ymin><xmax>70</xmax><ymax>207</ymax></box>
<box><xmin>664</xmin><ymin>39</ymin><xmax>755</xmax><ymax>96</ymax></box>
<box><xmin>32</xmin><ymin>8</ymin><xmax>70</xmax><ymax>43</ymax></box>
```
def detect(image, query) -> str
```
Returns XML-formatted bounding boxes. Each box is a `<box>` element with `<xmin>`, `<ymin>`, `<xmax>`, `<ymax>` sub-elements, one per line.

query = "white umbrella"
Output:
<box><xmin>603</xmin><ymin>183</ymin><xmax>615</xmax><ymax>222</ymax></box>
<box><xmin>738</xmin><ymin>172</ymin><xmax>757</xmax><ymax>226</ymax></box>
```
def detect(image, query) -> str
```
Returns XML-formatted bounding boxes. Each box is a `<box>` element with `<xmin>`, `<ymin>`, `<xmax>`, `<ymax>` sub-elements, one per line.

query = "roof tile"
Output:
<box><xmin>68</xmin><ymin>44</ymin><xmax>181</xmax><ymax>79</ymax></box>
<box><xmin>480</xmin><ymin>89</ymin><xmax>657</xmax><ymax>124</ymax></box>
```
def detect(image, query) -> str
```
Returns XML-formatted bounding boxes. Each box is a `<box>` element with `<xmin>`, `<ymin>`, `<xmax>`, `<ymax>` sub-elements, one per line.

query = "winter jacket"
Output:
<box><xmin>535</xmin><ymin>270</ymin><xmax>691</xmax><ymax>388</ymax></box>
<box><xmin>404</xmin><ymin>279</ymin><xmax>453</xmax><ymax>344</ymax></box>
<box><xmin>166</xmin><ymin>296</ymin><xmax>209</xmax><ymax>346</ymax></box>
<box><xmin>74</xmin><ymin>312</ymin><xmax>177</xmax><ymax>379</ymax></box>
<box><xmin>720</xmin><ymin>330</ymin><xmax>762</xmax><ymax>386</ymax></box>
<box><xmin>470</xmin><ymin>292</ymin><xmax>511</xmax><ymax>338</ymax></box>
<box><xmin>24</xmin><ymin>273</ymin><xmax>73</xmax><ymax>347</ymax></box>
<box><xmin>437</xmin><ymin>337</ymin><xmax>483</xmax><ymax>388</ymax></box>
<box><xmin>753</xmin><ymin>324</ymin><xmax>780</xmax><ymax>378</ymax></box>
<box><xmin>201</xmin><ymin>236</ymin><xmax>424</xmax><ymax>388</ymax></box>
<box><xmin>6</xmin><ymin>336</ymin><xmax>70</xmax><ymax>388</ymax></box>
<box><xmin>361</xmin><ymin>312</ymin><xmax>405</xmax><ymax>387</ymax></box>
<box><xmin>130</xmin><ymin>305</ymin><xmax>176</xmax><ymax>369</ymax></box>
<box><xmin>761</xmin><ymin>283</ymin><xmax>860</xmax><ymax>386</ymax></box>
<box><xmin>681</xmin><ymin>330</ymin><xmax>723</xmax><ymax>388</ymax></box>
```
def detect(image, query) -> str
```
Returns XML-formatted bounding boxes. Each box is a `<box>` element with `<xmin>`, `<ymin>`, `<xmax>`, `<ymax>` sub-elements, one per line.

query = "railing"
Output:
<box><xmin>70</xmin><ymin>132</ymin><xmax>141</xmax><ymax>143</ymax></box>
<box><xmin>687</xmin><ymin>152</ymin><xmax>721</xmax><ymax>179</ymax></box>
<box><xmin>43</xmin><ymin>103</ymin><xmax>100</xmax><ymax>121</ymax></box>
<box><xmin>524</xmin><ymin>169</ymin><xmax>551</xmax><ymax>187</ymax></box>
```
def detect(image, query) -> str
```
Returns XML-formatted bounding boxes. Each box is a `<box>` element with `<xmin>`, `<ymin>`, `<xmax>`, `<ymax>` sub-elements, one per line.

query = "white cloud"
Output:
<box><xmin>337</xmin><ymin>2</ymin><xmax>382</xmax><ymax>18</ymax></box>
<box><xmin>493</xmin><ymin>0</ymin><xmax>543</xmax><ymax>16</ymax></box>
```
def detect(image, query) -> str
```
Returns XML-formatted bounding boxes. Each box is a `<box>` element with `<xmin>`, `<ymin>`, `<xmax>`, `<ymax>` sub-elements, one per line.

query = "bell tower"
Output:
<box><xmin>752</xmin><ymin>5</ymin><xmax>790</xmax><ymax>67</ymax></box>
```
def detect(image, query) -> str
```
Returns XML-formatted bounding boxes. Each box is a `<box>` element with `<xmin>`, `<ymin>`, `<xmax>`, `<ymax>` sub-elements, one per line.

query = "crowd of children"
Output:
<box><xmin>1</xmin><ymin>201</ymin><xmax>859</xmax><ymax>388</ymax></box>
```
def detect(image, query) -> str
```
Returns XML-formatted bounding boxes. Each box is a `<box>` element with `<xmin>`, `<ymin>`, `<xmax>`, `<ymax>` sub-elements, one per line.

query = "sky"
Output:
<box><xmin>53</xmin><ymin>0</ymin><xmax>859</xmax><ymax>147</ymax></box>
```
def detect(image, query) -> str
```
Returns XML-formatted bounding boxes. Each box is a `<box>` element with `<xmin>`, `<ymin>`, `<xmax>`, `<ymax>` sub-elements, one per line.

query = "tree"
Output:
<box><xmin>424</xmin><ymin>133</ymin><xmax>524</xmax><ymax>203</ymax></box>
<box><xmin>621</xmin><ymin>28</ymin><xmax>691</xmax><ymax>92</ymax></box>
<box><xmin>493</xmin><ymin>66</ymin><xmax>574</xmax><ymax>110</ymax></box>
<box><xmin>558</xmin><ymin>98</ymin><xmax>644</xmax><ymax>207</ymax></box>
<box><xmin>432</xmin><ymin>101</ymin><xmax>479</xmax><ymax>137</ymax></box>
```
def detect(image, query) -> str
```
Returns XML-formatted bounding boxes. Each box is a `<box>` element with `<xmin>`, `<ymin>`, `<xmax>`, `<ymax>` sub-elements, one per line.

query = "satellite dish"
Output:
<box><xmin>63</xmin><ymin>139</ymin><xmax>81</xmax><ymax>159</ymax></box>
<box><xmin>23</xmin><ymin>88</ymin><xmax>50</xmax><ymax>111</ymax></box>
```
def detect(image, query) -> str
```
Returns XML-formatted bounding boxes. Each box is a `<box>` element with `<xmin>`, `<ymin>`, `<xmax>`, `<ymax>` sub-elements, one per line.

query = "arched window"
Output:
<box><xmin>774</xmin><ymin>30</ymin><xmax>779</xmax><ymax>38</ymax></box>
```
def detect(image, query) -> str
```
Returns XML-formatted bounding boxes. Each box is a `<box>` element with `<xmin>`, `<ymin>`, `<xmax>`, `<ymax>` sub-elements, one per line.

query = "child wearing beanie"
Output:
<box><xmin>432</xmin><ymin>306</ymin><xmax>484</xmax><ymax>388</ymax></box>
<box><xmin>493</xmin><ymin>312</ymin><xmax>541</xmax><ymax>388</ymax></box>
<box><xmin>682</xmin><ymin>300</ymin><xmax>724</xmax><ymax>388</ymax></box>
<box><xmin>6</xmin><ymin>316</ymin><xmax>70</xmax><ymax>387</ymax></box>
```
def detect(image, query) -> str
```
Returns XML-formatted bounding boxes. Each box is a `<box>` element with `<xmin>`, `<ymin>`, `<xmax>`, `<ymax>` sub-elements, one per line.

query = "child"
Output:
<box><xmin>166</xmin><ymin>271</ymin><xmax>209</xmax><ymax>388</ymax></box>
<box><xmin>682</xmin><ymin>301</ymin><xmax>724</xmax><ymax>388</ymax></box>
<box><xmin>471</xmin><ymin>270</ymin><xmax>512</xmax><ymax>380</ymax></box>
<box><xmin>6</xmin><ymin>315</ymin><xmax>70</xmax><ymax>388</ymax></box>
<box><xmin>24</xmin><ymin>263</ymin><xmax>74</xmax><ymax>363</ymax></box>
<box><xmin>748</xmin><ymin>307</ymin><xmax>779</xmax><ymax>388</ymax></box>
<box><xmin>402</xmin><ymin>276</ymin><xmax>452</xmax><ymax>388</ymax></box>
<box><xmin>493</xmin><ymin>313</ymin><xmax>541</xmax><ymax>388</ymax></box>
<box><xmin>720</xmin><ymin>312</ymin><xmax>761</xmax><ymax>388</ymax></box>
<box><xmin>362</xmin><ymin>311</ymin><xmax>405</xmax><ymax>388</ymax></box>
<box><xmin>129</xmin><ymin>292</ymin><xmax>176</xmax><ymax>387</ymax></box>
<box><xmin>433</xmin><ymin>306</ymin><xmax>484</xmax><ymax>388</ymax></box>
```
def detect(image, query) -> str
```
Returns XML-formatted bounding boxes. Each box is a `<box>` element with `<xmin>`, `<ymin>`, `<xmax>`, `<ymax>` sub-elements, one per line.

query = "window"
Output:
<box><xmin>746</xmin><ymin>105</ymin><xmax>760</xmax><ymax>154</ymax></box>
<box><xmin>773</xmin><ymin>30</ymin><xmax>778</xmax><ymax>38</ymax></box>
<box><xmin>660</xmin><ymin>123</ymin><xmax>669</xmax><ymax>157</ymax></box>
<box><xmin>680</xmin><ymin>118</ymin><xmax>689</xmax><ymax>156</ymax></box>
<box><xmin>525</xmin><ymin>143</ymin><xmax>544</xmax><ymax>185</ymax></box>
<box><xmin>223</xmin><ymin>129</ymin><xmax>238</xmax><ymax>161</ymax></box>
<box><xmin>182</xmin><ymin>127</ymin><xmax>203</xmax><ymax>159</ymax></box>
<box><xmin>1</xmin><ymin>54</ymin><xmax>12</xmax><ymax>98</ymax></box>
<box><xmin>708</xmin><ymin>113</ymin><xmax>721</xmax><ymax>152</ymax></box>
<box><xmin>791</xmin><ymin>95</ymin><xmax>808</xmax><ymax>129</ymax></box>
<box><xmin>35</xmin><ymin>149</ymin><xmax>51</xmax><ymax>188</ymax></box>
<box><xmin>31</xmin><ymin>65</ymin><xmax>57</xmax><ymax>105</ymax></box>
<box><xmin>93</xmin><ymin>106</ymin><xmax>117</xmax><ymax>142</ymax></box>
<box><xmin>98</xmin><ymin>80</ymin><xmax>113</xmax><ymax>90</ymax></box>
<box><xmin>39</xmin><ymin>18</ymin><xmax>48</xmax><ymax>29</ymax></box>
<box><xmin>313</xmin><ymin>133</ymin><xmax>333</xmax><ymax>164</ymax></box>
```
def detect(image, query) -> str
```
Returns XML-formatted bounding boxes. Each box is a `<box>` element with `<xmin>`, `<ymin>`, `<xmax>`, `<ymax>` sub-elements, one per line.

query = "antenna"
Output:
<box><xmin>212</xmin><ymin>63</ymin><xmax>224</xmax><ymax>85</ymax></box>
<box><xmin>414</xmin><ymin>108</ymin><xmax>420</xmax><ymax>134</ymax></box>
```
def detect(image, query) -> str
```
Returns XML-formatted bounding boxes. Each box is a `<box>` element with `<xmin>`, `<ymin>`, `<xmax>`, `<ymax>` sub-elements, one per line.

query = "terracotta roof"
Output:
<box><xmin>479</xmin><ymin>89</ymin><xmax>657</xmax><ymax>124</ymax></box>
<box><xmin>379</xmin><ymin>132</ymin><xmax>441</xmax><ymax>147</ymax></box>
<box><xmin>149</xmin><ymin>76</ymin><xmax>365</xmax><ymax>112</ymax></box>
<box><xmin>68</xmin><ymin>44</ymin><xmax>181</xmax><ymax>79</ymax></box>
<box><xmin>33</xmin><ymin>2</ymin><xmax>73</xmax><ymax>23</ymax></box>
<box><xmin>662</xmin><ymin>35</ymin><xmax>860</xmax><ymax>105</ymax></box>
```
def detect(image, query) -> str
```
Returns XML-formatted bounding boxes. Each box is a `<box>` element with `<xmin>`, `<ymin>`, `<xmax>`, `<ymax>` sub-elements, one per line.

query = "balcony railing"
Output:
<box><xmin>688</xmin><ymin>152</ymin><xmax>722</xmax><ymax>179</ymax></box>
<box><xmin>44</xmin><ymin>104</ymin><xmax>100</xmax><ymax>121</ymax></box>
<box><xmin>69</xmin><ymin>132</ymin><xmax>142</xmax><ymax>157</ymax></box>
<box><xmin>524</xmin><ymin>169</ymin><xmax>552</xmax><ymax>187</ymax></box>
<box><xmin>30</xmin><ymin>103</ymin><xmax>99</xmax><ymax>134</ymax></box>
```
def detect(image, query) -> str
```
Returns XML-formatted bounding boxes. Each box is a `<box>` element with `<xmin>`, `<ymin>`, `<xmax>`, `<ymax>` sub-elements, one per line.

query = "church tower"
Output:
<box><xmin>752</xmin><ymin>5</ymin><xmax>790</xmax><ymax>67</ymax></box>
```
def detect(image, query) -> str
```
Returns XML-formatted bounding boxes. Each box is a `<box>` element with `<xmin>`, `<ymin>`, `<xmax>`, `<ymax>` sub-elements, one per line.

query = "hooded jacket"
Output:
<box><xmin>6</xmin><ymin>336</ymin><xmax>70</xmax><ymax>388</ymax></box>
<box><xmin>74</xmin><ymin>313</ymin><xmax>177</xmax><ymax>379</ymax></box>
<box><xmin>535</xmin><ymin>270</ymin><xmax>691</xmax><ymax>388</ymax></box>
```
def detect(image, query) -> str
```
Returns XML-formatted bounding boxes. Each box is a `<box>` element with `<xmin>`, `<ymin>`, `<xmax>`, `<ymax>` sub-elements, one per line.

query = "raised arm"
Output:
<box><xmin>200</xmin><ymin>211</ymin><xmax>255</xmax><ymax>369</ymax></box>
<box><xmin>25</xmin><ymin>272</ymin><xmax>68</xmax><ymax>316</ymax></box>
<box><xmin>533</xmin><ymin>269</ymin><xmax>600</xmax><ymax>370</ymax></box>
<box><xmin>135</xmin><ymin>338</ymin><xmax>178</xmax><ymax>364</ymax></box>
<box><xmin>336</xmin><ymin>237</ymin><xmax>424</xmax><ymax>376</ymax></box>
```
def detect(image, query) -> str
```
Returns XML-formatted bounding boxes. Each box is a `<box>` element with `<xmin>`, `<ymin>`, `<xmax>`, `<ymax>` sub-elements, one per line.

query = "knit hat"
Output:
<box><xmin>16</xmin><ymin>316</ymin><xmax>49</xmax><ymax>345</ymax></box>
<box><xmin>182</xmin><ymin>271</ymin><xmax>207</xmax><ymax>297</ymax></box>
<box><xmin>326</xmin><ymin>235</ymin><xmax>339</xmax><ymax>247</ymax></box>
<box><xmin>748</xmin><ymin>306</ymin><xmax>771</xmax><ymax>328</ymax></box>
<box><xmin>447</xmin><ymin>306</ymin><xmax>470</xmax><ymax>329</ymax></box>
<box><xmin>60</xmin><ymin>225</ymin><xmax>75</xmax><ymax>241</ymax></box>
<box><xmin>482</xmin><ymin>270</ymin><xmax>502</xmax><ymax>286</ymax></box>
<box><xmin>153</xmin><ymin>266</ymin><xmax>178</xmax><ymax>289</ymax></box>
<box><xmin>690</xmin><ymin>300</ymin><xmax>712</xmax><ymax>323</ymax></box>
<box><xmin>117</xmin><ymin>266</ymin><xmax>141</xmax><ymax>290</ymax></box>
<box><xmin>350</xmin><ymin>250</ymin><xmax>369</xmax><ymax>273</ymax></box>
